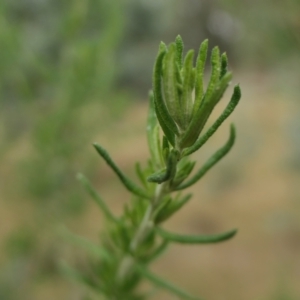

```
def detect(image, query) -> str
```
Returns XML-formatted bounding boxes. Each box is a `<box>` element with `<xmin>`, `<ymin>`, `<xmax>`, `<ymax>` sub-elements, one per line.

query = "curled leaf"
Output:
<box><xmin>147</xmin><ymin>149</ymin><xmax>179</xmax><ymax>184</ymax></box>
<box><xmin>156</xmin><ymin>227</ymin><xmax>237</xmax><ymax>244</ymax></box>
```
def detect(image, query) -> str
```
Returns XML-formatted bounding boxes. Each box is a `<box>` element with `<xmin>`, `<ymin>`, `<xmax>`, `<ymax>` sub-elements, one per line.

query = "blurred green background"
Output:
<box><xmin>0</xmin><ymin>0</ymin><xmax>300</xmax><ymax>299</ymax></box>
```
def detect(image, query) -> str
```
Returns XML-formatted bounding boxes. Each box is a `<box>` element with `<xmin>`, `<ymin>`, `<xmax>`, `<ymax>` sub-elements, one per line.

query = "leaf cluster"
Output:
<box><xmin>63</xmin><ymin>36</ymin><xmax>241</xmax><ymax>300</ymax></box>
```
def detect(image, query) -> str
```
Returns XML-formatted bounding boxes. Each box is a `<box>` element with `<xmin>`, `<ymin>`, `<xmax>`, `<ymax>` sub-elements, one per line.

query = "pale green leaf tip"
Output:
<box><xmin>212</xmin><ymin>45</ymin><xmax>219</xmax><ymax>51</ymax></box>
<box><xmin>221</xmin><ymin>52</ymin><xmax>227</xmax><ymax>57</ymax></box>
<box><xmin>200</xmin><ymin>39</ymin><xmax>209</xmax><ymax>50</ymax></box>
<box><xmin>175</xmin><ymin>35</ymin><xmax>183</xmax><ymax>45</ymax></box>
<box><xmin>186</xmin><ymin>49</ymin><xmax>195</xmax><ymax>57</ymax></box>
<box><xmin>159</xmin><ymin>41</ymin><xmax>167</xmax><ymax>52</ymax></box>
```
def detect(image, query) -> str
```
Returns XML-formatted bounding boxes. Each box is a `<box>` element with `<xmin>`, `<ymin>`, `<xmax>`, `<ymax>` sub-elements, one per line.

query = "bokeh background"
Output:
<box><xmin>0</xmin><ymin>0</ymin><xmax>300</xmax><ymax>299</ymax></box>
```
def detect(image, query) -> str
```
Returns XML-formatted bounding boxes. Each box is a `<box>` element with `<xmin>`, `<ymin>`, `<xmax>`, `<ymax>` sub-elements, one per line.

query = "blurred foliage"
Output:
<box><xmin>1</xmin><ymin>0</ymin><xmax>125</xmax><ymax>214</ymax></box>
<box><xmin>0</xmin><ymin>1</ymin><xmax>126</xmax><ymax>299</ymax></box>
<box><xmin>220</xmin><ymin>0</ymin><xmax>300</xmax><ymax>68</ymax></box>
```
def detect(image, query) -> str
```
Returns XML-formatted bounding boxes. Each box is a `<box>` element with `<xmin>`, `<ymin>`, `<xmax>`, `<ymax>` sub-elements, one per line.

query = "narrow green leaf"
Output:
<box><xmin>175</xmin><ymin>35</ymin><xmax>184</xmax><ymax>69</ymax></box>
<box><xmin>177</xmin><ymin>124</ymin><xmax>235</xmax><ymax>190</ymax></box>
<box><xmin>60</xmin><ymin>227</ymin><xmax>113</xmax><ymax>261</ymax></box>
<box><xmin>155</xmin><ymin>194</ymin><xmax>192</xmax><ymax>224</ymax></box>
<box><xmin>183</xmin><ymin>85</ymin><xmax>241</xmax><ymax>156</ymax></box>
<box><xmin>153</xmin><ymin>46</ymin><xmax>179</xmax><ymax>145</ymax></box>
<box><xmin>135</xmin><ymin>162</ymin><xmax>148</xmax><ymax>189</ymax></box>
<box><xmin>147</xmin><ymin>149</ymin><xmax>179</xmax><ymax>183</ymax></box>
<box><xmin>204</xmin><ymin>46</ymin><xmax>221</xmax><ymax>102</ymax></box>
<box><xmin>152</xmin><ymin>196</ymin><xmax>172</xmax><ymax>220</ymax></box>
<box><xmin>156</xmin><ymin>227</ymin><xmax>237</xmax><ymax>244</ymax></box>
<box><xmin>59</xmin><ymin>261</ymin><xmax>103</xmax><ymax>292</ymax></box>
<box><xmin>155</xmin><ymin>104</ymin><xmax>175</xmax><ymax>147</ymax></box>
<box><xmin>146</xmin><ymin>168</ymin><xmax>167</xmax><ymax>183</ymax></box>
<box><xmin>179</xmin><ymin>72</ymin><xmax>233</xmax><ymax>148</ymax></box>
<box><xmin>193</xmin><ymin>39</ymin><xmax>208</xmax><ymax>117</ymax></box>
<box><xmin>136</xmin><ymin>264</ymin><xmax>203</xmax><ymax>300</ymax></box>
<box><xmin>162</xmin><ymin>135</ymin><xmax>170</xmax><ymax>164</ymax></box>
<box><xmin>162</xmin><ymin>43</ymin><xmax>182</xmax><ymax>127</ymax></box>
<box><xmin>159</xmin><ymin>41</ymin><xmax>167</xmax><ymax>52</ymax></box>
<box><xmin>93</xmin><ymin>144</ymin><xmax>151</xmax><ymax>200</ymax></box>
<box><xmin>206</xmin><ymin>71</ymin><xmax>233</xmax><ymax>108</ymax></box>
<box><xmin>171</xmin><ymin>159</ymin><xmax>196</xmax><ymax>188</ymax></box>
<box><xmin>147</xmin><ymin>91</ymin><xmax>163</xmax><ymax>168</ymax></box>
<box><xmin>77</xmin><ymin>173</ymin><xmax>119</xmax><ymax>223</ymax></box>
<box><xmin>181</xmin><ymin>50</ymin><xmax>195</xmax><ymax>128</ymax></box>
<box><xmin>220</xmin><ymin>52</ymin><xmax>228</xmax><ymax>79</ymax></box>
<box><xmin>145</xmin><ymin>239</ymin><xmax>169</xmax><ymax>264</ymax></box>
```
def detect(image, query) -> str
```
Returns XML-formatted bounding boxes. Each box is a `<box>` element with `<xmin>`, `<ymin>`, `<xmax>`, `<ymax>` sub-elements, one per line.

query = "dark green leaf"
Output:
<box><xmin>153</xmin><ymin>46</ymin><xmax>179</xmax><ymax>145</ymax></box>
<box><xmin>155</xmin><ymin>104</ymin><xmax>176</xmax><ymax>147</ymax></box>
<box><xmin>220</xmin><ymin>52</ymin><xmax>228</xmax><ymax>79</ymax></box>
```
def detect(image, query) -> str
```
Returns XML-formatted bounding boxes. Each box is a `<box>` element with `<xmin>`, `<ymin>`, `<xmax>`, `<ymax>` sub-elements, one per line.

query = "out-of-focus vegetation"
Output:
<box><xmin>0</xmin><ymin>1</ymin><xmax>127</xmax><ymax>299</ymax></box>
<box><xmin>0</xmin><ymin>0</ymin><xmax>299</xmax><ymax>299</ymax></box>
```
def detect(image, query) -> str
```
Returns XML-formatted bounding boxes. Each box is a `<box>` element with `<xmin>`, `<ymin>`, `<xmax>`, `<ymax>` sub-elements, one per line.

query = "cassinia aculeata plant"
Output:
<box><xmin>63</xmin><ymin>35</ymin><xmax>241</xmax><ymax>300</ymax></box>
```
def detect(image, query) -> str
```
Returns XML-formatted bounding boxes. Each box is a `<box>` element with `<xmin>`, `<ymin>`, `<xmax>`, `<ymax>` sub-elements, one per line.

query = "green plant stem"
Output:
<box><xmin>116</xmin><ymin>182</ymin><xmax>168</xmax><ymax>285</ymax></box>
